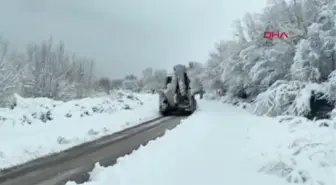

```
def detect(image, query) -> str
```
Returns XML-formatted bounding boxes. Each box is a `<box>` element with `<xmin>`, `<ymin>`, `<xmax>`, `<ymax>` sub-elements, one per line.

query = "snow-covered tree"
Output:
<box><xmin>97</xmin><ymin>77</ymin><xmax>111</xmax><ymax>94</ymax></box>
<box><xmin>141</xmin><ymin>67</ymin><xmax>155</xmax><ymax>91</ymax></box>
<box><xmin>122</xmin><ymin>74</ymin><xmax>140</xmax><ymax>92</ymax></box>
<box><xmin>198</xmin><ymin>0</ymin><xmax>335</xmax><ymax>118</ymax></box>
<box><xmin>110</xmin><ymin>78</ymin><xmax>123</xmax><ymax>89</ymax></box>
<box><xmin>140</xmin><ymin>67</ymin><xmax>167</xmax><ymax>92</ymax></box>
<box><xmin>1</xmin><ymin>36</ymin><xmax>98</xmax><ymax>102</ymax></box>
<box><xmin>187</xmin><ymin>61</ymin><xmax>204</xmax><ymax>93</ymax></box>
<box><xmin>153</xmin><ymin>69</ymin><xmax>167</xmax><ymax>90</ymax></box>
<box><xmin>0</xmin><ymin>37</ymin><xmax>21</xmax><ymax>106</ymax></box>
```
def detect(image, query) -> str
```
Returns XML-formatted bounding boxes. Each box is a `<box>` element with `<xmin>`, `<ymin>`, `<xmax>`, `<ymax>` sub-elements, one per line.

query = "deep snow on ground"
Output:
<box><xmin>0</xmin><ymin>91</ymin><xmax>160</xmax><ymax>169</ymax></box>
<box><xmin>66</xmin><ymin>99</ymin><xmax>335</xmax><ymax>185</ymax></box>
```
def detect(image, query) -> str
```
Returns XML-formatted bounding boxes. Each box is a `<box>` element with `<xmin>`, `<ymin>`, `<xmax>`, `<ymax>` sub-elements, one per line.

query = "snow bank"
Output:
<box><xmin>0</xmin><ymin>90</ymin><xmax>160</xmax><ymax>169</ymax></box>
<box><xmin>66</xmin><ymin>100</ymin><xmax>335</xmax><ymax>185</ymax></box>
<box><xmin>8</xmin><ymin>90</ymin><xmax>146</xmax><ymax>123</ymax></box>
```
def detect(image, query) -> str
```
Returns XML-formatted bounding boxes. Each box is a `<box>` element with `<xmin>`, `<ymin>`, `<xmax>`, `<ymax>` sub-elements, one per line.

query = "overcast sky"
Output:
<box><xmin>0</xmin><ymin>0</ymin><xmax>266</xmax><ymax>78</ymax></box>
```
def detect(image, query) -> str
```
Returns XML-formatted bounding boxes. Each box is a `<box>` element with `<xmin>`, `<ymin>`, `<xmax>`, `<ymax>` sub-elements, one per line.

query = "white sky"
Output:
<box><xmin>0</xmin><ymin>0</ymin><xmax>266</xmax><ymax>78</ymax></box>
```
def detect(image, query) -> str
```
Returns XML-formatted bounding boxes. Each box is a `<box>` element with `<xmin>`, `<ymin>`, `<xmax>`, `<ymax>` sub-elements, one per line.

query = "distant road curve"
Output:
<box><xmin>0</xmin><ymin>116</ymin><xmax>184</xmax><ymax>185</ymax></box>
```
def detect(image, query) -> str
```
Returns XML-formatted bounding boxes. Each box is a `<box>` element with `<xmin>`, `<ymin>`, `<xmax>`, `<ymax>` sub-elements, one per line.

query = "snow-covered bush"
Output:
<box><xmin>251</xmin><ymin>72</ymin><xmax>336</xmax><ymax>119</ymax></box>
<box><xmin>287</xmin><ymin>84</ymin><xmax>323</xmax><ymax>117</ymax></box>
<box><xmin>251</xmin><ymin>80</ymin><xmax>305</xmax><ymax>117</ymax></box>
<box><xmin>288</xmin><ymin>72</ymin><xmax>336</xmax><ymax>118</ymax></box>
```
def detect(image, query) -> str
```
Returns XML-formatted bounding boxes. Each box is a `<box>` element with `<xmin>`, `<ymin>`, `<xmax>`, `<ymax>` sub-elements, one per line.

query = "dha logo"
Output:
<box><xmin>264</xmin><ymin>32</ymin><xmax>288</xmax><ymax>39</ymax></box>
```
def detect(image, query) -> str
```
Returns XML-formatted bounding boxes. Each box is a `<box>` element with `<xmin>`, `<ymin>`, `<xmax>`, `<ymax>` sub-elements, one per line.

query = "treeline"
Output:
<box><xmin>194</xmin><ymin>0</ymin><xmax>335</xmax><ymax>98</ymax></box>
<box><xmin>0</xmin><ymin>36</ymin><xmax>173</xmax><ymax>107</ymax></box>
<box><xmin>189</xmin><ymin>0</ymin><xmax>336</xmax><ymax>118</ymax></box>
<box><xmin>0</xmin><ymin>37</ymin><xmax>98</xmax><ymax>106</ymax></box>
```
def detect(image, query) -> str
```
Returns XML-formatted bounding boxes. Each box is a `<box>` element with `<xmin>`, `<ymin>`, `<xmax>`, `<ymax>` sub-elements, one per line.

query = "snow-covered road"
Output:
<box><xmin>66</xmin><ymin>99</ymin><xmax>335</xmax><ymax>185</ymax></box>
<box><xmin>0</xmin><ymin>91</ymin><xmax>160</xmax><ymax>169</ymax></box>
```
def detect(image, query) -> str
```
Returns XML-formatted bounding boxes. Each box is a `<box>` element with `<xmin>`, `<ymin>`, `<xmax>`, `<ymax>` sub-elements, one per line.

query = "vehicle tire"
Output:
<box><xmin>193</xmin><ymin>96</ymin><xmax>197</xmax><ymax>111</ymax></box>
<box><xmin>190</xmin><ymin>95</ymin><xmax>197</xmax><ymax>111</ymax></box>
<box><xmin>184</xmin><ymin>95</ymin><xmax>196</xmax><ymax>115</ymax></box>
<box><xmin>159</xmin><ymin>94</ymin><xmax>170</xmax><ymax>116</ymax></box>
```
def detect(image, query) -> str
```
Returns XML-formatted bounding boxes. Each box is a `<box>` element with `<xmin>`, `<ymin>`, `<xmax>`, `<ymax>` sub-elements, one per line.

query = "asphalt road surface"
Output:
<box><xmin>0</xmin><ymin>116</ymin><xmax>184</xmax><ymax>185</ymax></box>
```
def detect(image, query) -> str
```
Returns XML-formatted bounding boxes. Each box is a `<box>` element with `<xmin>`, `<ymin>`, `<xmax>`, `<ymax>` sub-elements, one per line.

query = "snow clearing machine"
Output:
<box><xmin>158</xmin><ymin>64</ymin><xmax>197</xmax><ymax>116</ymax></box>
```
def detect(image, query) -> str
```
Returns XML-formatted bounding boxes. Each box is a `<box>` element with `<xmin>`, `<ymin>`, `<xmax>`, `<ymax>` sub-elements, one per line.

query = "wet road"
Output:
<box><xmin>0</xmin><ymin>116</ymin><xmax>184</xmax><ymax>185</ymax></box>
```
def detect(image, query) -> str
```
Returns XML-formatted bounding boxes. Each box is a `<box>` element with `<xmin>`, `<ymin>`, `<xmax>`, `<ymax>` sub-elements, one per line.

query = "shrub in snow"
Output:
<box><xmin>290</xmin><ymin>73</ymin><xmax>336</xmax><ymax>119</ymax></box>
<box><xmin>87</xmin><ymin>129</ymin><xmax>99</xmax><ymax>136</ymax></box>
<box><xmin>287</xmin><ymin>83</ymin><xmax>329</xmax><ymax>119</ymax></box>
<box><xmin>251</xmin><ymin>74</ymin><xmax>336</xmax><ymax>119</ymax></box>
<box><xmin>251</xmin><ymin>80</ymin><xmax>305</xmax><ymax>117</ymax></box>
<box><xmin>57</xmin><ymin>136</ymin><xmax>73</xmax><ymax>145</ymax></box>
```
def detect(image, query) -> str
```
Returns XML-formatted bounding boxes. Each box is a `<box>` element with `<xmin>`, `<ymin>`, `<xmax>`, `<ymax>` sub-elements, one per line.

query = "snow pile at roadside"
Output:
<box><xmin>0</xmin><ymin>91</ymin><xmax>160</xmax><ymax>169</ymax></box>
<box><xmin>3</xmin><ymin>90</ymin><xmax>146</xmax><ymax>124</ymax></box>
<box><xmin>66</xmin><ymin>100</ymin><xmax>335</xmax><ymax>185</ymax></box>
